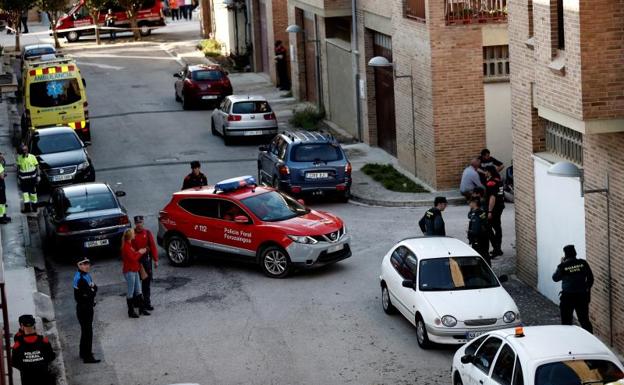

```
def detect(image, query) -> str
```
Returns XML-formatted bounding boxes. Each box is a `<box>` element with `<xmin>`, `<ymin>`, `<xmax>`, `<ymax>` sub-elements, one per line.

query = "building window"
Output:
<box><xmin>406</xmin><ymin>0</ymin><xmax>426</xmax><ymax>21</ymax></box>
<box><xmin>483</xmin><ymin>45</ymin><xmax>510</xmax><ymax>81</ymax></box>
<box><xmin>528</xmin><ymin>0</ymin><xmax>533</xmax><ymax>37</ymax></box>
<box><xmin>545</xmin><ymin>120</ymin><xmax>582</xmax><ymax>164</ymax></box>
<box><xmin>554</xmin><ymin>0</ymin><xmax>564</xmax><ymax>49</ymax></box>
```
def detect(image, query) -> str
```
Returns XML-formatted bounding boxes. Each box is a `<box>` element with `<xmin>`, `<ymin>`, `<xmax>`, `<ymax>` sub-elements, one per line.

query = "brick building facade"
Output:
<box><xmin>250</xmin><ymin>0</ymin><xmax>290</xmax><ymax>85</ymax></box>
<box><xmin>510</xmin><ymin>0</ymin><xmax>624</xmax><ymax>351</ymax></box>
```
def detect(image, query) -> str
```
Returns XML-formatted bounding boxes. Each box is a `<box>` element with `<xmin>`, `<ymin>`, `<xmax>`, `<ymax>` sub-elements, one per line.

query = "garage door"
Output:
<box><xmin>373</xmin><ymin>32</ymin><xmax>396</xmax><ymax>156</ymax></box>
<box><xmin>327</xmin><ymin>42</ymin><xmax>355</xmax><ymax>136</ymax></box>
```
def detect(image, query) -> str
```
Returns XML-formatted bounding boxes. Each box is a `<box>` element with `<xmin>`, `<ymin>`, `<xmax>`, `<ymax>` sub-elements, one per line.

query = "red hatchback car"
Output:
<box><xmin>157</xmin><ymin>176</ymin><xmax>351</xmax><ymax>278</ymax></box>
<box><xmin>174</xmin><ymin>64</ymin><xmax>233</xmax><ymax>109</ymax></box>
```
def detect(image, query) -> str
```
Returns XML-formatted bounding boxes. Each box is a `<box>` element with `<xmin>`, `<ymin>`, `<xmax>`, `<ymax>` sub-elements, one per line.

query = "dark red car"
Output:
<box><xmin>174</xmin><ymin>64</ymin><xmax>233</xmax><ymax>110</ymax></box>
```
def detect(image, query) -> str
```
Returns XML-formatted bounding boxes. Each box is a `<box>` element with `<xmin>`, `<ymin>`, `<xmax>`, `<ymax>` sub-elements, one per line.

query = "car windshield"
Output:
<box><xmin>242</xmin><ymin>191</ymin><xmax>309</xmax><ymax>222</ymax></box>
<box><xmin>193</xmin><ymin>70</ymin><xmax>223</xmax><ymax>81</ymax></box>
<box><xmin>31</xmin><ymin>132</ymin><xmax>82</xmax><ymax>155</ymax></box>
<box><xmin>535</xmin><ymin>360</ymin><xmax>624</xmax><ymax>385</ymax></box>
<box><xmin>418</xmin><ymin>256</ymin><xmax>499</xmax><ymax>291</ymax></box>
<box><xmin>291</xmin><ymin>143</ymin><xmax>344</xmax><ymax>162</ymax></box>
<box><xmin>29</xmin><ymin>78</ymin><xmax>82</xmax><ymax>108</ymax></box>
<box><xmin>232</xmin><ymin>101</ymin><xmax>271</xmax><ymax>114</ymax></box>
<box><xmin>64</xmin><ymin>192</ymin><xmax>117</xmax><ymax>215</ymax></box>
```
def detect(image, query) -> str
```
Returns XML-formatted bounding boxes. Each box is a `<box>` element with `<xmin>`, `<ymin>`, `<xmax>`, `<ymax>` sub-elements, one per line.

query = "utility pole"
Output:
<box><xmin>200</xmin><ymin>0</ymin><xmax>213</xmax><ymax>38</ymax></box>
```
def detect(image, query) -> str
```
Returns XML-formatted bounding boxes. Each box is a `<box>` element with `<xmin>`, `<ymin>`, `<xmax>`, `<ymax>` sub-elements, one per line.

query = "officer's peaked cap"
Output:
<box><xmin>563</xmin><ymin>245</ymin><xmax>577</xmax><ymax>259</ymax></box>
<box><xmin>18</xmin><ymin>314</ymin><xmax>35</xmax><ymax>327</ymax></box>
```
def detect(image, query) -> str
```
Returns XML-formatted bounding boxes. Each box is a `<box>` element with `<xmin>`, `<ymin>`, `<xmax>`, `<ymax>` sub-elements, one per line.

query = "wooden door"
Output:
<box><xmin>373</xmin><ymin>33</ymin><xmax>397</xmax><ymax>156</ymax></box>
<box><xmin>303</xmin><ymin>13</ymin><xmax>318</xmax><ymax>104</ymax></box>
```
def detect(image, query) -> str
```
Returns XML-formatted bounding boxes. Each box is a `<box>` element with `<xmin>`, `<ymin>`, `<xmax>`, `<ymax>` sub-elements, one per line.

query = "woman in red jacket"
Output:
<box><xmin>121</xmin><ymin>229</ymin><xmax>149</xmax><ymax>318</ymax></box>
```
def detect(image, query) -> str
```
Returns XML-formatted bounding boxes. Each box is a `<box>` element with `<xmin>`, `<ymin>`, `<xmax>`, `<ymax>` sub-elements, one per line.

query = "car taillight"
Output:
<box><xmin>345</xmin><ymin>162</ymin><xmax>352</xmax><ymax>175</ymax></box>
<box><xmin>278</xmin><ymin>165</ymin><xmax>290</xmax><ymax>176</ymax></box>
<box><xmin>57</xmin><ymin>224</ymin><xmax>69</xmax><ymax>234</ymax></box>
<box><xmin>264</xmin><ymin>113</ymin><xmax>276</xmax><ymax>120</ymax></box>
<box><xmin>119</xmin><ymin>216</ymin><xmax>129</xmax><ymax>225</ymax></box>
<box><xmin>228</xmin><ymin>114</ymin><xmax>242</xmax><ymax>122</ymax></box>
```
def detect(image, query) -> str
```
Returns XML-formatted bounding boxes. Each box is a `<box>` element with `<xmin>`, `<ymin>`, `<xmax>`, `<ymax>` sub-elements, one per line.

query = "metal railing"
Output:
<box><xmin>545</xmin><ymin>121</ymin><xmax>583</xmax><ymax>165</ymax></box>
<box><xmin>445</xmin><ymin>0</ymin><xmax>507</xmax><ymax>25</ymax></box>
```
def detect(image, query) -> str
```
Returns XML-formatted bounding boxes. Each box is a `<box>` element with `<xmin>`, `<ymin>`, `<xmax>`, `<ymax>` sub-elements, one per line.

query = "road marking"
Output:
<box><xmin>76</xmin><ymin>62</ymin><xmax>125</xmax><ymax>70</ymax></box>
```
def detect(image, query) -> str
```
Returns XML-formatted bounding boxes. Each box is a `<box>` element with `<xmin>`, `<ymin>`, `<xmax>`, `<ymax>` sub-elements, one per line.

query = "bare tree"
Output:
<box><xmin>37</xmin><ymin>0</ymin><xmax>66</xmax><ymax>48</ymax></box>
<box><xmin>116</xmin><ymin>0</ymin><xmax>142</xmax><ymax>40</ymax></box>
<box><xmin>0</xmin><ymin>0</ymin><xmax>37</xmax><ymax>50</ymax></box>
<box><xmin>85</xmin><ymin>0</ymin><xmax>115</xmax><ymax>45</ymax></box>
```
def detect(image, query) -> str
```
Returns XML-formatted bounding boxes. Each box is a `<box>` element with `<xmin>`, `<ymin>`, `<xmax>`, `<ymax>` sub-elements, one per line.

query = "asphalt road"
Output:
<box><xmin>45</xmin><ymin>30</ymin><xmax>516</xmax><ymax>385</ymax></box>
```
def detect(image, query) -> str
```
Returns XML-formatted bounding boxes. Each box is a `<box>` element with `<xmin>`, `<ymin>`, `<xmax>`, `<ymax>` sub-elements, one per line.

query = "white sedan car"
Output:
<box><xmin>379</xmin><ymin>237</ymin><xmax>521</xmax><ymax>348</ymax></box>
<box><xmin>452</xmin><ymin>325</ymin><xmax>624</xmax><ymax>385</ymax></box>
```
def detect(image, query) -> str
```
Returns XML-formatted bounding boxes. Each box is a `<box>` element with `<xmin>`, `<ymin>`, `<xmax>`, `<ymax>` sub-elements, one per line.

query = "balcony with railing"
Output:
<box><xmin>445</xmin><ymin>0</ymin><xmax>507</xmax><ymax>25</ymax></box>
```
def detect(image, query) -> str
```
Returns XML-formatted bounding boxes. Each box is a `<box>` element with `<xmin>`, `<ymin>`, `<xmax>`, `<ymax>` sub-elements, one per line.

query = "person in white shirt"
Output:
<box><xmin>460</xmin><ymin>157</ymin><xmax>484</xmax><ymax>200</ymax></box>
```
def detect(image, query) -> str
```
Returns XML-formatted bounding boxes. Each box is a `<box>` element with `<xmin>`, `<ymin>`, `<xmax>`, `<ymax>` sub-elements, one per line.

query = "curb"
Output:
<box><xmin>349</xmin><ymin>193</ymin><xmax>466</xmax><ymax>208</ymax></box>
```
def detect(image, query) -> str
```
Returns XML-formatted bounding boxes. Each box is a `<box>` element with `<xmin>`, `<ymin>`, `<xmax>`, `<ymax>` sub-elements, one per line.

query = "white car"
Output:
<box><xmin>379</xmin><ymin>237</ymin><xmax>521</xmax><ymax>348</ymax></box>
<box><xmin>451</xmin><ymin>325</ymin><xmax>624</xmax><ymax>385</ymax></box>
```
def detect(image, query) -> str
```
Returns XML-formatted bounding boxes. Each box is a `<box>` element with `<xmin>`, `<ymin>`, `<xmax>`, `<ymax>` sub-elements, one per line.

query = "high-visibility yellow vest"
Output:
<box><xmin>16</xmin><ymin>154</ymin><xmax>38</xmax><ymax>177</ymax></box>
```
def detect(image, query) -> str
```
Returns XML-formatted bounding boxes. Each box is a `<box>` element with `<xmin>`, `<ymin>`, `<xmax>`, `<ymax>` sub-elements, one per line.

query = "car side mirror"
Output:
<box><xmin>401</xmin><ymin>279</ymin><xmax>416</xmax><ymax>290</ymax></box>
<box><xmin>498</xmin><ymin>274</ymin><xmax>509</xmax><ymax>283</ymax></box>
<box><xmin>258</xmin><ymin>145</ymin><xmax>268</xmax><ymax>152</ymax></box>
<box><xmin>460</xmin><ymin>354</ymin><xmax>474</xmax><ymax>365</ymax></box>
<box><xmin>173</xmin><ymin>73</ymin><xmax>181</xmax><ymax>78</ymax></box>
<box><xmin>297</xmin><ymin>199</ymin><xmax>305</xmax><ymax>206</ymax></box>
<box><xmin>115</xmin><ymin>190</ymin><xmax>126</xmax><ymax>197</ymax></box>
<box><xmin>234</xmin><ymin>215</ymin><xmax>249</xmax><ymax>224</ymax></box>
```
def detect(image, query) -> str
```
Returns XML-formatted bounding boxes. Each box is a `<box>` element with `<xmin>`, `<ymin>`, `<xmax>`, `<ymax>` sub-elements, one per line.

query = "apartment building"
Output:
<box><xmin>281</xmin><ymin>0</ymin><xmax>512</xmax><ymax>190</ymax></box>
<box><xmin>509</xmin><ymin>0</ymin><xmax>624</xmax><ymax>350</ymax></box>
<box><xmin>249</xmin><ymin>0</ymin><xmax>290</xmax><ymax>84</ymax></box>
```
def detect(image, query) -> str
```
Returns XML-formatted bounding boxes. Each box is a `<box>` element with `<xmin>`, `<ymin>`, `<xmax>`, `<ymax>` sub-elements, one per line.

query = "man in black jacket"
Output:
<box><xmin>182</xmin><ymin>160</ymin><xmax>208</xmax><ymax>190</ymax></box>
<box><xmin>418</xmin><ymin>196</ymin><xmax>447</xmax><ymax>236</ymax></box>
<box><xmin>552</xmin><ymin>245</ymin><xmax>594</xmax><ymax>333</ymax></box>
<box><xmin>73</xmin><ymin>257</ymin><xmax>100</xmax><ymax>363</ymax></box>
<box><xmin>11</xmin><ymin>314</ymin><xmax>56</xmax><ymax>385</ymax></box>
<box><xmin>467</xmin><ymin>197</ymin><xmax>490</xmax><ymax>265</ymax></box>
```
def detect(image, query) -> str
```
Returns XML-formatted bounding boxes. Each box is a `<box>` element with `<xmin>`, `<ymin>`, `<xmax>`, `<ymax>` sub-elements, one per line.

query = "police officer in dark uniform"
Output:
<box><xmin>418</xmin><ymin>196</ymin><xmax>447</xmax><ymax>236</ymax></box>
<box><xmin>73</xmin><ymin>256</ymin><xmax>100</xmax><ymax>363</ymax></box>
<box><xmin>11</xmin><ymin>314</ymin><xmax>56</xmax><ymax>385</ymax></box>
<box><xmin>467</xmin><ymin>197</ymin><xmax>491</xmax><ymax>265</ymax></box>
<box><xmin>182</xmin><ymin>160</ymin><xmax>208</xmax><ymax>190</ymax></box>
<box><xmin>552</xmin><ymin>245</ymin><xmax>594</xmax><ymax>333</ymax></box>
<box><xmin>484</xmin><ymin>166</ymin><xmax>505</xmax><ymax>257</ymax></box>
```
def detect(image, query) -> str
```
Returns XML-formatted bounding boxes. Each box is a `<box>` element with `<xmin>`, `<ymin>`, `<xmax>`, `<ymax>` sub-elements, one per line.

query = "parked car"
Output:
<box><xmin>157</xmin><ymin>176</ymin><xmax>351</xmax><ymax>278</ymax></box>
<box><xmin>379</xmin><ymin>237</ymin><xmax>520</xmax><ymax>349</ymax></box>
<box><xmin>174</xmin><ymin>64</ymin><xmax>233</xmax><ymax>109</ymax></box>
<box><xmin>21</xmin><ymin>44</ymin><xmax>56</xmax><ymax>64</ymax></box>
<box><xmin>43</xmin><ymin>183</ymin><xmax>130</xmax><ymax>255</ymax></box>
<box><xmin>29</xmin><ymin>126</ymin><xmax>95</xmax><ymax>192</ymax></box>
<box><xmin>210</xmin><ymin>95</ymin><xmax>277</xmax><ymax>145</ymax></box>
<box><xmin>452</xmin><ymin>325</ymin><xmax>624</xmax><ymax>385</ymax></box>
<box><xmin>257</xmin><ymin>131</ymin><xmax>351</xmax><ymax>202</ymax></box>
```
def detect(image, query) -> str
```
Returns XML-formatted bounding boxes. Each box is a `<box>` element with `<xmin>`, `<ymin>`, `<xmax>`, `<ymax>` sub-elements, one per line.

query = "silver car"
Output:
<box><xmin>210</xmin><ymin>95</ymin><xmax>278</xmax><ymax>145</ymax></box>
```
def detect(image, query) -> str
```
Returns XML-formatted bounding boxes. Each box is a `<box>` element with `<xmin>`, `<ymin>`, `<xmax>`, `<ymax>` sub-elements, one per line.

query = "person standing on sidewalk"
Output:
<box><xmin>121</xmin><ymin>229</ymin><xmax>149</xmax><ymax>318</ymax></box>
<box><xmin>73</xmin><ymin>257</ymin><xmax>101</xmax><ymax>363</ymax></box>
<box><xmin>467</xmin><ymin>197</ymin><xmax>490</xmax><ymax>265</ymax></box>
<box><xmin>0</xmin><ymin>153</ymin><xmax>11</xmax><ymax>224</ymax></box>
<box><xmin>552</xmin><ymin>245</ymin><xmax>594</xmax><ymax>333</ymax></box>
<box><xmin>274</xmin><ymin>41</ymin><xmax>290</xmax><ymax>91</ymax></box>
<box><xmin>20</xmin><ymin>10</ymin><xmax>29</xmax><ymax>34</ymax></box>
<box><xmin>418</xmin><ymin>196</ymin><xmax>447</xmax><ymax>236</ymax></box>
<box><xmin>170</xmin><ymin>0</ymin><xmax>180</xmax><ymax>20</ymax></box>
<box><xmin>132</xmin><ymin>216</ymin><xmax>158</xmax><ymax>311</ymax></box>
<box><xmin>16</xmin><ymin>144</ymin><xmax>39</xmax><ymax>213</ymax></box>
<box><xmin>11</xmin><ymin>314</ymin><xmax>56</xmax><ymax>385</ymax></box>
<box><xmin>484</xmin><ymin>166</ymin><xmax>505</xmax><ymax>257</ymax></box>
<box><xmin>105</xmin><ymin>9</ymin><xmax>117</xmax><ymax>41</ymax></box>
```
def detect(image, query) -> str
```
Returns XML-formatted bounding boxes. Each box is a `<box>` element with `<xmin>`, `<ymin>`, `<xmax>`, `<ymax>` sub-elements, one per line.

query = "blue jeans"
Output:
<box><xmin>124</xmin><ymin>272</ymin><xmax>142</xmax><ymax>299</ymax></box>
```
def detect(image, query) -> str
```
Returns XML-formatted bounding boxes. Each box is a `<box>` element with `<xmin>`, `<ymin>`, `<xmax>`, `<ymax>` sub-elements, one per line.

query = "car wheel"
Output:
<box><xmin>259</xmin><ymin>245</ymin><xmax>291</xmax><ymax>278</ymax></box>
<box><xmin>453</xmin><ymin>373</ymin><xmax>464</xmax><ymax>385</ymax></box>
<box><xmin>381</xmin><ymin>285</ymin><xmax>397</xmax><ymax>314</ymax></box>
<box><xmin>211</xmin><ymin>118</ymin><xmax>218</xmax><ymax>135</ymax></box>
<box><xmin>165</xmin><ymin>234</ymin><xmax>192</xmax><ymax>267</ymax></box>
<box><xmin>415</xmin><ymin>315</ymin><xmax>432</xmax><ymax>349</ymax></box>
<box><xmin>182</xmin><ymin>94</ymin><xmax>191</xmax><ymax>110</ymax></box>
<box><xmin>175</xmin><ymin>89</ymin><xmax>181</xmax><ymax>102</ymax></box>
<box><xmin>338</xmin><ymin>188</ymin><xmax>350</xmax><ymax>203</ymax></box>
<box><xmin>223</xmin><ymin>129</ymin><xmax>233</xmax><ymax>146</ymax></box>
<box><xmin>66</xmin><ymin>31</ymin><xmax>80</xmax><ymax>43</ymax></box>
<box><xmin>139</xmin><ymin>23</ymin><xmax>151</xmax><ymax>36</ymax></box>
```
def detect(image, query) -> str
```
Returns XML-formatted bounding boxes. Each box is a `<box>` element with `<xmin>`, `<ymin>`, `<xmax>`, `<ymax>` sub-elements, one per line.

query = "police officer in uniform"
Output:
<box><xmin>16</xmin><ymin>144</ymin><xmax>39</xmax><ymax>213</ymax></box>
<box><xmin>182</xmin><ymin>160</ymin><xmax>208</xmax><ymax>190</ymax></box>
<box><xmin>552</xmin><ymin>245</ymin><xmax>594</xmax><ymax>333</ymax></box>
<box><xmin>467</xmin><ymin>197</ymin><xmax>491</xmax><ymax>265</ymax></box>
<box><xmin>418</xmin><ymin>196</ymin><xmax>447</xmax><ymax>236</ymax></box>
<box><xmin>73</xmin><ymin>257</ymin><xmax>100</xmax><ymax>363</ymax></box>
<box><xmin>484</xmin><ymin>166</ymin><xmax>505</xmax><ymax>257</ymax></box>
<box><xmin>0</xmin><ymin>152</ymin><xmax>11</xmax><ymax>224</ymax></box>
<box><xmin>11</xmin><ymin>314</ymin><xmax>56</xmax><ymax>385</ymax></box>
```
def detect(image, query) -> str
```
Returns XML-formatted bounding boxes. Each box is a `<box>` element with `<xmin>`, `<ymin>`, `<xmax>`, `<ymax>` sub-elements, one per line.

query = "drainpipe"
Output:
<box><xmin>351</xmin><ymin>0</ymin><xmax>362</xmax><ymax>142</ymax></box>
<box><xmin>314</xmin><ymin>15</ymin><xmax>323</xmax><ymax>112</ymax></box>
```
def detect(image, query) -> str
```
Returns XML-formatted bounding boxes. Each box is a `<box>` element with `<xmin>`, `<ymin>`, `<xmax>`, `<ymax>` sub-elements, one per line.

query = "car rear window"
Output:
<box><xmin>31</xmin><ymin>132</ymin><xmax>82</xmax><ymax>155</ymax></box>
<box><xmin>232</xmin><ymin>101</ymin><xmax>271</xmax><ymax>114</ymax></box>
<box><xmin>291</xmin><ymin>143</ymin><xmax>344</xmax><ymax>162</ymax></box>
<box><xmin>29</xmin><ymin>79</ymin><xmax>82</xmax><ymax>108</ymax></box>
<box><xmin>535</xmin><ymin>360</ymin><xmax>624</xmax><ymax>385</ymax></box>
<box><xmin>25</xmin><ymin>47</ymin><xmax>55</xmax><ymax>59</ymax></box>
<box><xmin>64</xmin><ymin>192</ymin><xmax>117</xmax><ymax>215</ymax></box>
<box><xmin>193</xmin><ymin>70</ymin><xmax>223</xmax><ymax>81</ymax></box>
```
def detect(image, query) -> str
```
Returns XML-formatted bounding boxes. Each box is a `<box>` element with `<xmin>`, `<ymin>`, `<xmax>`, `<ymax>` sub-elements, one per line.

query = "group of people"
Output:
<box><xmin>166</xmin><ymin>0</ymin><xmax>198</xmax><ymax>21</ymax></box>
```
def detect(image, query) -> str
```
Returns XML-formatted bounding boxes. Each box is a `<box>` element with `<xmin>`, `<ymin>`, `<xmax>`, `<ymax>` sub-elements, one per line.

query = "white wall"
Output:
<box><xmin>484</xmin><ymin>82</ymin><xmax>513</xmax><ymax>167</ymax></box>
<box><xmin>213</xmin><ymin>2</ymin><xmax>247</xmax><ymax>55</ymax></box>
<box><xmin>534</xmin><ymin>156</ymin><xmax>586</xmax><ymax>303</ymax></box>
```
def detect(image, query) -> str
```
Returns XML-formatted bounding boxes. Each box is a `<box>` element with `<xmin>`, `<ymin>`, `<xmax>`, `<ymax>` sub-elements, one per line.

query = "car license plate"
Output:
<box><xmin>306</xmin><ymin>172</ymin><xmax>329</xmax><ymax>179</ymax></box>
<box><xmin>51</xmin><ymin>174</ymin><xmax>73</xmax><ymax>182</ymax></box>
<box><xmin>465</xmin><ymin>331</ymin><xmax>485</xmax><ymax>340</ymax></box>
<box><xmin>202</xmin><ymin>95</ymin><xmax>218</xmax><ymax>100</ymax></box>
<box><xmin>244</xmin><ymin>130</ymin><xmax>263</xmax><ymax>136</ymax></box>
<box><xmin>328</xmin><ymin>243</ymin><xmax>344</xmax><ymax>253</ymax></box>
<box><xmin>84</xmin><ymin>239</ymin><xmax>109</xmax><ymax>248</ymax></box>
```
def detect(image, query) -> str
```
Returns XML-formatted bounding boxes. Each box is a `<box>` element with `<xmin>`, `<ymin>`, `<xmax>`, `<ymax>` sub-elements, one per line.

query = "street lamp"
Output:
<box><xmin>287</xmin><ymin>24</ymin><xmax>323</xmax><ymax>111</ymax></box>
<box><xmin>547</xmin><ymin>161</ymin><xmax>612</xmax><ymax>345</ymax></box>
<box><xmin>367</xmin><ymin>56</ymin><xmax>417</xmax><ymax>175</ymax></box>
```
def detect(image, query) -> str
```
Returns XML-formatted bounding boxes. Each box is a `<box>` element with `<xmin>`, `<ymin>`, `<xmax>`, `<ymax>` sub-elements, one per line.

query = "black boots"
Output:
<box><xmin>127</xmin><ymin>298</ymin><xmax>139</xmax><ymax>318</ymax></box>
<box><xmin>137</xmin><ymin>295</ymin><xmax>151</xmax><ymax>316</ymax></box>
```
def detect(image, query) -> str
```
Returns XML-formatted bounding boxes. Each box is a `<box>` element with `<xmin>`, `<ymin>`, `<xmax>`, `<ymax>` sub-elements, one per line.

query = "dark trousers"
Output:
<box><xmin>276</xmin><ymin>61</ymin><xmax>290</xmax><ymax>91</ymax></box>
<box><xmin>180</xmin><ymin>6</ymin><xmax>188</xmax><ymax>19</ymax></box>
<box><xmin>489</xmin><ymin>209</ymin><xmax>503</xmax><ymax>252</ymax></box>
<box><xmin>560</xmin><ymin>292</ymin><xmax>593</xmax><ymax>333</ymax></box>
<box><xmin>141</xmin><ymin>257</ymin><xmax>153</xmax><ymax>306</ymax></box>
<box><xmin>20</xmin><ymin>17</ymin><xmax>28</xmax><ymax>33</ymax></box>
<box><xmin>76</xmin><ymin>304</ymin><xmax>94</xmax><ymax>358</ymax></box>
<box><xmin>171</xmin><ymin>9</ymin><xmax>179</xmax><ymax>20</ymax></box>
<box><xmin>471</xmin><ymin>239</ymin><xmax>491</xmax><ymax>266</ymax></box>
<box><xmin>21</xmin><ymin>371</ymin><xmax>54</xmax><ymax>385</ymax></box>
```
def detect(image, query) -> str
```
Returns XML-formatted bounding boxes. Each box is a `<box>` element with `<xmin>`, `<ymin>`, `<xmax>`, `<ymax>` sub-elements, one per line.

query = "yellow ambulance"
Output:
<box><xmin>22</xmin><ymin>58</ymin><xmax>91</xmax><ymax>142</ymax></box>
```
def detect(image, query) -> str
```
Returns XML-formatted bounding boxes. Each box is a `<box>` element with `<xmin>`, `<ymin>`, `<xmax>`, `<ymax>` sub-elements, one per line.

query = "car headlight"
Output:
<box><xmin>441</xmin><ymin>315</ymin><xmax>457</xmax><ymax>327</ymax></box>
<box><xmin>77</xmin><ymin>161</ymin><xmax>90</xmax><ymax>170</ymax></box>
<box><xmin>503</xmin><ymin>311</ymin><xmax>517</xmax><ymax>323</ymax></box>
<box><xmin>288</xmin><ymin>235</ymin><xmax>318</xmax><ymax>244</ymax></box>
